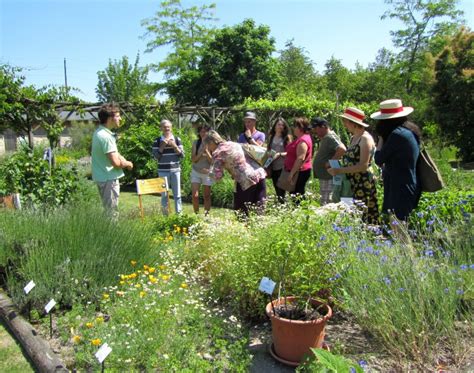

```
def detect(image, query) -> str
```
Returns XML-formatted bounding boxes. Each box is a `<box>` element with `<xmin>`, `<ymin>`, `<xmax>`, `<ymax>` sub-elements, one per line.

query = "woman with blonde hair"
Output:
<box><xmin>204</xmin><ymin>130</ymin><xmax>267</xmax><ymax>215</ymax></box>
<box><xmin>328</xmin><ymin>107</ymin><xmax>379</xmax><ymax>224</ymax></box>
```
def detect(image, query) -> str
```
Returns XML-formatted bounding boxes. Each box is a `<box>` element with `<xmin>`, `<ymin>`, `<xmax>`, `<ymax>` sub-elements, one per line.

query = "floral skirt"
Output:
<box><xmin>347</xmin><ymin>172</ymin><xmax>379</xmax><ymax>225</ymax></box>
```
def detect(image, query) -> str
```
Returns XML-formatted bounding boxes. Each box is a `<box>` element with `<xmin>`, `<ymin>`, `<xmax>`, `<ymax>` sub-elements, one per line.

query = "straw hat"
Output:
<box><xmin>370</xmin><ymin>99</ymin><xmax>414</xmax><ymax>120</ymax></box>
<box><xmin>339</xmin><ymin>107</ymin><xmax>369</xmax><ymax>127</ymax></box>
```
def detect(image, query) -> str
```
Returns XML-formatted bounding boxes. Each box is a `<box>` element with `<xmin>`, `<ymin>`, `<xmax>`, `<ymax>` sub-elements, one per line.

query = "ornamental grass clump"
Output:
<box><xmin>0</xmin><ymin>202</ymin><xmax>164</xmax><ymax>310</ymax></box>
<box><xmin>334</xmin><ymin>202</ymin><xmax>473</xmax><ymax>368</ymax></box>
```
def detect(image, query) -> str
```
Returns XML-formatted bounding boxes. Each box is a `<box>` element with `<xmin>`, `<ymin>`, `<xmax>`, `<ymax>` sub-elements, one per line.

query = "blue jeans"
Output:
<box><xmin>158</xmin><ymin>170</ymin><xmax>182</xmax><ymax>214</ymax></box>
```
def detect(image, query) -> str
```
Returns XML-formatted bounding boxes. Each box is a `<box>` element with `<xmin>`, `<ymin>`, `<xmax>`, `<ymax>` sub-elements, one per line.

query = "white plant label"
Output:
<box><xmin>95</xmin><ymin>343</ymin><xmax>112</xmax><ymax>363</ymax></box>
<box><xmin>44</xmin><ymin>299</ymin><xmax>56</xmax><ymax>314</ymax></box>
<box><xmin>258</xmin><ymin>277</ymin><xmax>276</xmax><ymax>295</ymax></box>
<box><xmin>24</xmin><ymin>280</ymin><xmax>36</xmax><ymax>294</ymax></box>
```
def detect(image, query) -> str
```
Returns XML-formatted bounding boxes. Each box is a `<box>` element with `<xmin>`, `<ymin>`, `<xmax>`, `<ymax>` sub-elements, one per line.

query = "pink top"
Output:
<box><xmin>284</xmin><ymin>134</ymin><xmax>313</xmax><ymax>172</ymax></box>
<box><xmin>210</xmin><ymin>141</ymin><xmax>267</xmax><ymax>191</ymax></box>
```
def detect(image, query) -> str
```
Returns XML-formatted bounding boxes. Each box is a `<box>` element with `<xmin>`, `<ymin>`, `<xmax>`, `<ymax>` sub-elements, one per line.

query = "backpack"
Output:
<box><xmin>417</xmin><ymin>147</ymin><xmax>444</xmax><ymax>192</ymax></box>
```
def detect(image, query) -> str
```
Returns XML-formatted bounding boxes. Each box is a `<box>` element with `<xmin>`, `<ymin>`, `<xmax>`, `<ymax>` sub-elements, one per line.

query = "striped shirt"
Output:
<box><xmin>152</xmin><ymin>135</ymin><xmax>184</xmax><ymax>172</ymax></box>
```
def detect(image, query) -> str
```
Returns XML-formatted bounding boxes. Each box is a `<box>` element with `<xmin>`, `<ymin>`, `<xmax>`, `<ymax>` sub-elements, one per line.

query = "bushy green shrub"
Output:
<box><xmin>0</xmin><ymin>145</ymin><xmax>79</xmax><ymax>208</ymax></box>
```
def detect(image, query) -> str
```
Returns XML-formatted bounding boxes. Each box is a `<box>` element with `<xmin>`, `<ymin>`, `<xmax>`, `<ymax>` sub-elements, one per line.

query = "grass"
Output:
<box><xmin>0</xmin><ymin>321</ymin><xmax>34</xmax><ymax>373</ymax></box>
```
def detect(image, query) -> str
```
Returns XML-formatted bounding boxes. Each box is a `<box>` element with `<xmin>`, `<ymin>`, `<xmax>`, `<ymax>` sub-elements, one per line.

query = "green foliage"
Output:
<box><xmin>141</xmin><ymin>0</ymin><xmax>217</xmax><ymax>79</ymax></box>
<box><xmin>96</xmin><ymin>54</ymin><xmax>157</xmax><ymax>102</ymax></box>
<box><xmin>382</xmin><ymin>0</ymin><xmax>464</xmax><ymax>94</ymax></box>
<box><xmin>432</xmin><ymin>28</ymin><xmax>473</xmax><ymax>162</ymax></box>
<box><xmin>169</xmin><ymin>19</ymin><xmax>280</xmax><ymax>106</ymax></box>
<box><xmin>277</xmin><ymin>39</ymin><xmax>320</xmax><ymax>94</ymax></box>
<box><xmin>297</xmin><ymin>348</ymin><xmax>363</xmax><ymax>373</ymax></box>
<box><xmin>55</xmin><ymin>259</ymin><xmax>250</xmax><ymax>371</ymax></box>
<box><xmin>0</xmin><ymin>203</ymin><xmax>163</xmax><ymax>310</ymax></box>
<box><xmin>0</xmin><ymin>145</ymin><xmax>79</xmax><ymax>207</ymax></box>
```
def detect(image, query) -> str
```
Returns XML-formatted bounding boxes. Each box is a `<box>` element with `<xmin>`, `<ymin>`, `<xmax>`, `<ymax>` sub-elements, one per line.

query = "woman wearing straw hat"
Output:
<box><xmin>371</xmin><ymin>99</ymin><xmax>421</xmax><ymax>221</ymax></box>
<box><xmin>327</xmin><ymin>107</ymin><xmax>379</xmax><ymax>224</ymax></box>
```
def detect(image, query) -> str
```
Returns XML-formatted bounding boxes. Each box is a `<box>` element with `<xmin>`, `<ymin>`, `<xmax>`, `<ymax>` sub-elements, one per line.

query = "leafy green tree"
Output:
<box><xmin>323</xmin><ymin>57</ymin><xmax>357</xmax><ymax>102</ymax></box>
<box><xmin>141</xmin><ymin>0</ymin><xmax>217</xmax><ymax>79</ymax></box>
<box><xmin>432</xmin><ymin>28</ymin><xmax>473</xmax><ymax>162</ymax></box>
<box><xmin>169</xmin><ymin>19</ymin><xmax>280</xmax><ymax>106</ymax></box>
<box><xmin>277</xmin><ymin>40</ymin><xmax>320</xmax><ymax>94</ymax></box>
<box><xmin>382</xmin><ymin>0</ymin><xmax>464</xmax><ymax>94</ymax></box>
<box><xmin>96</xmin><ymin>54</ymin><xmax>157</xmax><ymax>102</ymax></box>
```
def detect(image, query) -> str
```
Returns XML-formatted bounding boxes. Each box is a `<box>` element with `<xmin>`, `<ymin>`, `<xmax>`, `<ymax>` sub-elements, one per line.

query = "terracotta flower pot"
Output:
<box><xmin>266</xmin><ymin>296</ymin><xmax>332</xmax><ymax>365</ymax></box>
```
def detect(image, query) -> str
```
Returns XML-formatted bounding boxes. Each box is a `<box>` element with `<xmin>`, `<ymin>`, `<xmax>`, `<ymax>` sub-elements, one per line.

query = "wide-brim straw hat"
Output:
<box><xmin>370</xmin><ymin>99</ymin><xmax>414</xmax><ymax>120</ymax></box>
<box><xmin>339</xmin><ymin>107</ymin><xmax>369</xmax><ymax>127</ymax></box>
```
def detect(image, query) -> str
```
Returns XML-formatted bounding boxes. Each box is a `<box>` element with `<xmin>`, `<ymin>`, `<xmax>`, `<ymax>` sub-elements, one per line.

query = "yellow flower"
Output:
<box><xmin>139</xmin><ymin>291</ymin><xmax>146</xmax><ymax>298</ymax></box>
<box><xmin>91</xmin><ymin>338</ymin><xmax>101</xmax><ymax>346</ymax></box>
<box><xmin>119</xmin><ymin>280</ymin><xmax>125</xmax><ymax>285</ymax></box>
<box><xmin>149</xmin><ymin>267</ymin><xmax>156</xmax><ymax>273</ymax></box>
<box><xmin>159</xmin><ymin>265</ymin><xmax>167</xmax><ymax>271</ymax></box>
<box><xmin>130</xmin><ymin>260</ymin><xmax>137</xmax><ymax>267</ymax></box>
<box><xmin>86</xmin><ymin>322</ymin><xmax>93</xmax><ymax>329</ymax></box>
<box><xmin>72</xmin><ymin>335</ymin><xmax>81</xmax><ymax>344</ymax></box>
<box><xmin>149</xmin><ymin>275</ymin><xmax>157</xmax><ymax>284</ymax></box>
<box><xmin>180</xmin><ymin>283</ymin><xmax>188</xmax><ymax>289</ymax></box>
<box><xmin>135</xmin><ymin>283</ymin><xmax>142</xmax><ymax>288</ymax></box>
<box><xmin>102</xmin><ymin>293</ymin><xmax>110</xmax><ymax>300</ymax></box>
<box><xmin>161</xmin><ymin>275</ymin><xmax>170</xmax><ymax>281</ymax></box>
<box><xmin>129</xmin><ymin>273</ymin><xmax>137</xmax><ymax>279</ymax></box>
<box><xmin>143</xmin><ymin>264</ymin><xmax>149</xmax><ymax>271</ymax></box>
<box><xmin>95</xmin><ymin>316</ymin><xmax>104</xmax><ymax>324</ymax></box>
<box><xmin>120</xmin><ymin>274</ymin><xmax>126</xmax><ymax>280</ymax></box>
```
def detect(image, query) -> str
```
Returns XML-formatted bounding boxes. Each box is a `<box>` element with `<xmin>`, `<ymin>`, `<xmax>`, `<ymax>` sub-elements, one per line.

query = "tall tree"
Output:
<box><xmin>323</xmin><ymin>57</ymin><xmax>356</xmax><ymax>102</ymax></box>
<box><xmin>141</xmin><ymin>0</ymin><xmax>217</xmax><ymax>79</ymax></box>
<box><xmin>432</xmin><ymin>28</ymin><xmax>473</xmax><ymax>162</ymax></box>
<box><xmin>277</xmin><ymin>40</ymin><xmax>319</xmax><ymax>94</ymax></box>
<box><xmin>382</xmin><ymin>0</ymin><xmax>464</xmax><ymax>94</ymax></box>
<box><xmin>96</xmin><ymin>54</ymin><xmax>156</xmax><ymax>102</ymax></box>
<box><xmin>168</xmin><ymin>19</ymin><xmax>280</xmax><ymax>106</ymax></box>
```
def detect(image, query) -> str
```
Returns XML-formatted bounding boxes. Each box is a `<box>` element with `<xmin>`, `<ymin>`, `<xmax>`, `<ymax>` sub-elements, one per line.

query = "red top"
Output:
<box><xmin>284</xmin><ymin>134</ymin><xmax>313</xmax><ymax>172</ymax></box>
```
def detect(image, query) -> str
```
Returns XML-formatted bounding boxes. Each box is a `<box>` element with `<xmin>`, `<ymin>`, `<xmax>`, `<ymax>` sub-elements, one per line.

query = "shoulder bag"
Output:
<box><xmin>417</xmin><ymin>147</ymin><xmax>444</xmax><ymax>192</ymax></box>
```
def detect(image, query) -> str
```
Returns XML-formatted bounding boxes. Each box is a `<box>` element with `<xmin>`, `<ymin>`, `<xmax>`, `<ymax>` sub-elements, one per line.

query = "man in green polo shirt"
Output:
<box><xmin>92</xmin><ymin>103</ymin><xmax>133</xmax><ymax>217</ymax></box>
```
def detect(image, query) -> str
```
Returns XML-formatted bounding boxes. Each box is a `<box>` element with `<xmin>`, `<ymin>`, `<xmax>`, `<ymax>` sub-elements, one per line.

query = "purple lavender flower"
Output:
<box><xmin>383</xmin><ymin>277</ymin><xmax>391</xmax><ymax>285</ymax></box>
<box><xmin>460</xmin><ymin>264</ymin><xmax>468</xmax><ymax>270</ymax></box>
<box><xmin>444</xmin><ymin>288</ymin><xmax>449</xmax><ymax>293</ymax></box>
<box><xmin>456</xmin><ymin>289</ymin><xmax>464</xmax><ymax>295</ymax></box>
<box><xmin>424</xmin><ymin>250</ymin><xmax>434</xmax><ymax>257</ymax></box>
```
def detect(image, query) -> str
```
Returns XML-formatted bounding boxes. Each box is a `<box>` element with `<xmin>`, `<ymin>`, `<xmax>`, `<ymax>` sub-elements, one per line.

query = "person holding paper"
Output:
<box><xmin>311</xmin><ymin>117</ymin><xmax>346</xmax><ymax>205</ymax></box>
<box><xmin>327</xmin><ymin>107</ymin><xmax>379</xmax><ymax>225</ymax></box>
<box><xmin>204</xmin><ymin>130</ymin><xmax>267</xmax><ymax>216</ymax></box>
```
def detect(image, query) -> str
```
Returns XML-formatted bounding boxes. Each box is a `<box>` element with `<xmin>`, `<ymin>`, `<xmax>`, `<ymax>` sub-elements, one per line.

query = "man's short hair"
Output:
<box><xmin>310</xmin><ymin>117</ymin><xmax>329</xmax><ymax>128</ymax></box>
<box><xmin>98</xmin><ymin>103</ymin><xmax>120</xmax><ymax>124</ymax></box>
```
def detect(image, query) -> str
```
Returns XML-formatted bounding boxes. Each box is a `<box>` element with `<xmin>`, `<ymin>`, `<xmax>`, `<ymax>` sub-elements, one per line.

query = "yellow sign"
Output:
<box><xmin>136</xmin><ymin>178</ymin><xmax>168</xmax><ymax>195</ymax></box>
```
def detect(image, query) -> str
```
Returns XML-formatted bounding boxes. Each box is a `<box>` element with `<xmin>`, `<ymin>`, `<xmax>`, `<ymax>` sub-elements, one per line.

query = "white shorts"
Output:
<box><xmin>191</xmin><ymin>169</ymin><xmax>214</xmax><ymax>186</ymax></box>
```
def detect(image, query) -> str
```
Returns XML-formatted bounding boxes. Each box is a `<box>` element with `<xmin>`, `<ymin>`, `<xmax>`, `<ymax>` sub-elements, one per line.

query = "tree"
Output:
<box><xmin>96</xmin><ymin>54</ymin><xmax>156</xmax><ymax>102</ymax></box>
<box><xmin>169</xmin><ymin>19</ymin><xmax>280</xmax><ymax>106</ymax></box>
<box><xmin>141</xmin><ymin>0</ymin><xmax>217</xmax><ymax>79</ymax></box>
<box><xmin>277</xmin><ymin>40</ymin><xmax>319</xmax><ymax>94</ymax></box>
<box><xmin>323</xmin><ymin>57</ymin><xmax>357</xmax><ymax>102</ymax></box>
<box><xmin>382</xmin><ymin>0</ymin><xmax>464</xmax><ymax>94</ymax></box>
<box><xmin>432</xmin><ymin>28</ymin><xmax>473</xmax><ymax>162</ymax></box>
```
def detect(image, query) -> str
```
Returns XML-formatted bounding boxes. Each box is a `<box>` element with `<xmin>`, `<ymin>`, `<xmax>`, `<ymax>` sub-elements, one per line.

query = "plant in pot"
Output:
<box><xmin>261</xmin><ymin>215</ymin><xmax>338</xmax><ymax>366</ymax></box>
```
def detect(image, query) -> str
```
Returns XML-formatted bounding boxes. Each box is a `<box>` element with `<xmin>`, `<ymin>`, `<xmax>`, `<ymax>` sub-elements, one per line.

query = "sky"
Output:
<box><xmin>1</xmin><ymin>0</ymin><xmax>473</xmax><ymax>102</ymax></box>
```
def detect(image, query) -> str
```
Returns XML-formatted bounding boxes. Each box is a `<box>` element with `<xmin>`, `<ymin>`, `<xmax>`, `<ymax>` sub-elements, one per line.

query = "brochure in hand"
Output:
<box><xmin>328</xmin><ymin>159</ymin><xmax>342</xmax><ymax>186</ymax></box>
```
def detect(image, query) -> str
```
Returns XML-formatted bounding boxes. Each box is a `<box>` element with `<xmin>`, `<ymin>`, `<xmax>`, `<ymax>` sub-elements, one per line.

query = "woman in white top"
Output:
<box><xmin>267</xmin><ymin>117</ymin><xmax>292</xmax><ymax>202</ymax></box>
<box><xmin>191</xmin><ymin>124</ymin><xmax>213</xmax><ymax>215</ymax></box>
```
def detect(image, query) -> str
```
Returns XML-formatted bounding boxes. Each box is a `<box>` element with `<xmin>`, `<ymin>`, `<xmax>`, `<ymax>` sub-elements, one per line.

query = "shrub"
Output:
<box><xmin>0</xmin><ymin>145</ymin><xmax>79</xmax><ymax>208</ymax></box>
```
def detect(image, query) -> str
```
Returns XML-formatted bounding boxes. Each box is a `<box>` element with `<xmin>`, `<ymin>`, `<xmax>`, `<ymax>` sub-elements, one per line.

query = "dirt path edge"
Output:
<box><xmin>0</xmin><ymin>290</ymin><xmax>68</xmax><ymax>373</ymax></box>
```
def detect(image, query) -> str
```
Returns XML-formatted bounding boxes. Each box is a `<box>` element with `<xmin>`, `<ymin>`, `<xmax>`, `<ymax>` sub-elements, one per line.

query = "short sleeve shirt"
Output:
<box><xmin>91</xmin><ymin>125</ymin><xmax>124</xmax><ymax>182</ymax></box>
<box><xmin>238</xmin><ymin>130</ymin><xmax>265</xmax><ymax>145</ymax></box>
<box><xmin>313</xmin><ymin>131</ymin><xmax>342</xmax><ymax>180</ymax></box>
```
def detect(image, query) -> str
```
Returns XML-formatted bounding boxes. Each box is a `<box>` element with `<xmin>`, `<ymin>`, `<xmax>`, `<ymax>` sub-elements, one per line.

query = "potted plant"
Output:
<box><xmin>260</xmin><ymin>217</ymin><xmax>337</xmax><ymax>366</ymax></box>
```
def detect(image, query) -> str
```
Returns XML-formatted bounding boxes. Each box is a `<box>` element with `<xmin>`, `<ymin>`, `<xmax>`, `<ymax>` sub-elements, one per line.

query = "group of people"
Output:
<box><xmin>91</xmin><ymin>98</ymin><xmax>422</xmax><ymax>224</ymax></box>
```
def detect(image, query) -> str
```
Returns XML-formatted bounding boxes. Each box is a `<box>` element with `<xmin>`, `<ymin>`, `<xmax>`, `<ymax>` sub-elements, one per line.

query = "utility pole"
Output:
<box><xmin>63</xmin><ymin>58</ymin><xmax>68</xmax><ymax>92</ymax></box>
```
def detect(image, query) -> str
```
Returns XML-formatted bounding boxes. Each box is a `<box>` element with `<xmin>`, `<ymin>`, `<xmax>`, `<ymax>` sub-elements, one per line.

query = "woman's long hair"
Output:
<box><xmin>375</xmin><ymin>117</ymin><xmax>421</xmax><ymax>143</ymax></box>
<box><xmin>195</xmin><ymin>124</ymin><xmax>211</xmax><ymax>155</ymax></box>
<box><xmin>267</xmin><ymin>117</ymin><xmax>292</xmax><ymax>150</ymax></box>
<box><xmin>203</xmin><ymin>130</ymin><xmax>225</xmax><ymax>146</ymax></box>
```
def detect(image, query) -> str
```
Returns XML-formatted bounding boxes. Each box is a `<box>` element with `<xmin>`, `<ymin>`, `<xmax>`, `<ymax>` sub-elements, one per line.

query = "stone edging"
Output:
<box><xmin>0</xmin><ymin>289</ymin><xmax>68</xmax><ymax>372</ymax></box>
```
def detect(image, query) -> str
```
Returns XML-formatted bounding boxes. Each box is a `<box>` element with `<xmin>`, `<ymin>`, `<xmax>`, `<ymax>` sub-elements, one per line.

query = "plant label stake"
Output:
<box><xmin>259</xmin><ymin>277</ymin><xmax>276</xmax><ymax>315</ymax></box>
<box><xmin>95</xmin><ymin>342</ymin><xmax>112</xmax><ymax>372</ymax></box>
<box><xmin>44</xmin><ymin>299</ymin><xmax>56</xmax><ymax>338</ymax></box>
<box><xmin>23</xmin><ymin>280</ymin><xmax>35</xmax><ymax>321</ymax></box>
